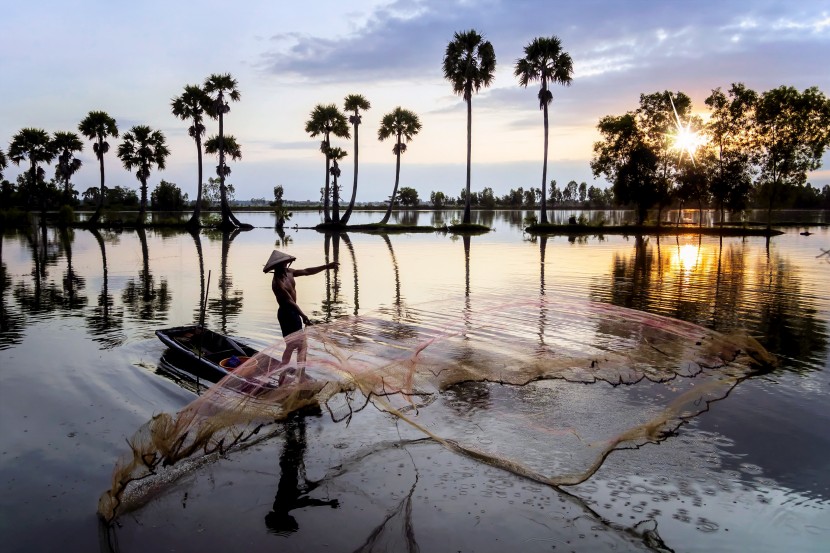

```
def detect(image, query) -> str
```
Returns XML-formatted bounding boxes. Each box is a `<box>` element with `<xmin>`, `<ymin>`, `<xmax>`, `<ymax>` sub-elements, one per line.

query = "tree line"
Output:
<box><xmin>2</xmin><ymin>29</ymin><xmax>828</xmax><ymax>231</ymax></box>
<box><xmin>591</xmin><ymin>85</ymin><xmax>830</xmax><ymax>228</ymax></box>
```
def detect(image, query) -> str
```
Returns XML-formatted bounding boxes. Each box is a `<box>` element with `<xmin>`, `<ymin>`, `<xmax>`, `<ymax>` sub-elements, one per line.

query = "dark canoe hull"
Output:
<box><xmin>155</xmin><ymin>325</ymin><xmax>259</xmax><ymax>383</ymax></box>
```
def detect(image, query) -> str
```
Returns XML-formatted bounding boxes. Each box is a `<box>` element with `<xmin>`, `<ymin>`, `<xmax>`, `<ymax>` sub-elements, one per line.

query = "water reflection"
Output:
<box><xmin>86</xmin><ymin>229</ymin><xmax>125</xmax><ymax>348</ymax></box>
<box><xmin>0</xmin><ymin>234</ymin><xmax>24</xmax><ymax>349</ymax></box>
<box><xmin>265</xmin><ymin>412</ymin><xmax>339</xmax><ymax>536</ymax></box>
<box><xmin>592</xmin><ymin>234</ymin><xmax>829</xmax><ymax>372</ymax></box>
<box><xmin>122</xmin><ymin>229</ymin><xmax>171</xmax><ymax>322</ymax></box>
<box><xmin>206</xmin><ymin>229</ymin><xmax>244</xmax><ymax>334</ymax></box>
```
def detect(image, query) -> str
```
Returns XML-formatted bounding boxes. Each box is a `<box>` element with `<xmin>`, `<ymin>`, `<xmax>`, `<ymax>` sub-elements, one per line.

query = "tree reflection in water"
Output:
<box><xmin>86</xmin><ymin>229</ymin><xmax>125</xmax><ymax>349</ymax></box>
<box><xmin>122</xmin><ymin>228</ymin><xmax>171</xmax><ymax>322</ymax></box>
<box><xmin>206</xmin><ymin>229</ymin><xmax>243</xmax><ymax>335</ymax></box>
<box><xmin>592</xmin><ymin>233</ymin><xmax>828</xmax><ymax>372</ymax></box>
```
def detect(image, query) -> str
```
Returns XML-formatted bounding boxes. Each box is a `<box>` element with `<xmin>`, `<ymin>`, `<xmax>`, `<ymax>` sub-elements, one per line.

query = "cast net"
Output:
<box><xmin>98</xmin><ymin>295</ymin><xmax>774</xmax><ymax>522</ymax></box>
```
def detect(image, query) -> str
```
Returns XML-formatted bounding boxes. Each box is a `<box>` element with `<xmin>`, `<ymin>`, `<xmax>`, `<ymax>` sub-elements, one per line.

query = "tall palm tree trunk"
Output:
<box><xmin>218</xmin><ymin>112</ymin><xmax>232</xmax><ymax>229</ymax></box>
<box><xmin>463</xmin><ymin>97</ymin><xmax>473</xmax><ymax>224</ymax></box>
<box><xmin>323</xmin><ymin>149</ymin><xmax>332</xmax><ymax>223</ymax></box>
<box><xmin>187</xmin><ymin>136</ymin><xmax>204</xmax><ymax>228</ymax></box>
<box><xmin>92</xmin><ymin>143</ymin><xmax>106</xmax><ymax>224</ymax></box>
<box><xmin>342</xmin><ymin>124</ymin><xmax>359</xmax><ymax>224</ymax></box>
<box><xmin>332</xmin><ymin>169</ymin><xmax>340</xmax><ymax>223</ymax></box>
<box><xmin>540</xmin><ymin>100</ymin><xmax>550</xmax><ymax>224</ymax></box>
<box><xmin>138</xmin><ymin>175</ymin><xmax>148</xmax><ymax>226</ymax></box>
<box><xmin>380</xmin><ymin>140</ymin><xmax>402</xmax><ymax>224</ymax></box>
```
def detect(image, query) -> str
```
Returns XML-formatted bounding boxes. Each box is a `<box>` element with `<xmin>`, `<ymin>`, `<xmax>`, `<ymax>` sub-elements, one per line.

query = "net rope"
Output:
<box><xmin>98</xmin><ymin>295</ymin><xmax>774</xmax><ymax>522</ymax></box>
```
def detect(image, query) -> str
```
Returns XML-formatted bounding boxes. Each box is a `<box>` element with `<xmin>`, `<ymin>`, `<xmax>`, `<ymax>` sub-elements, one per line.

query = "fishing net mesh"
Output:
<box><xmin>98</xmin><ymin>296</ymin><xmax>774</xmax><ymax>522</ymax></box>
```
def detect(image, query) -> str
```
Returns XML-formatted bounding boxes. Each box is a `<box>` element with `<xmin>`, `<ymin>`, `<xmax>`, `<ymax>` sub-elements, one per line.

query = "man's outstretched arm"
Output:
<box><xmin>292</xmin><ymin>261</ymin><xmax>339</xmax><ymax>277</ymax></box>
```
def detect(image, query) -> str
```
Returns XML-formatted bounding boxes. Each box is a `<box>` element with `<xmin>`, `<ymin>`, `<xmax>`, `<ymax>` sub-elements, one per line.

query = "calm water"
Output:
<box><xmin>1</xmin><ymin>210</ymin><xmax>828</xmax><ymax>552</ymax></box>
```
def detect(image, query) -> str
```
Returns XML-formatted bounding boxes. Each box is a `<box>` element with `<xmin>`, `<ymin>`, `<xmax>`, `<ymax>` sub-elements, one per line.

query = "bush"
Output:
<box><xmin>57</xmin><ymin>205</ymin><xmax>75</xmax><ymax>226</ymax></box>
<box><xmin>0</xmin><ymin>208</ymin><xmax>30</xmax><ymax>229</ymax></box>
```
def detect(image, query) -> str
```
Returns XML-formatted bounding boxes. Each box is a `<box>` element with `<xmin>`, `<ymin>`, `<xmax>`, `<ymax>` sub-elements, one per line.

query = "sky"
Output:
<box><xmin>2</xmin><ymin>0</ymin><xmax>829</xmax><ymax>204</ymax></box>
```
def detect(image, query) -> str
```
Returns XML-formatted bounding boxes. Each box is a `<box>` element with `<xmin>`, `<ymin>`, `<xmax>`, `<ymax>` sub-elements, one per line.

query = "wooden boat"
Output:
<box><xmin>155</xmin><ymin>325</ymin><xmax>260</xmax><ymax>382</ymax></box>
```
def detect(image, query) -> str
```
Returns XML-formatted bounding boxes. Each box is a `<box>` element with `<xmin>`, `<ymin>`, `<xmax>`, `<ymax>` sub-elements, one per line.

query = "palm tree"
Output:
<box><xmin>203</xmin><ymin>73</ymin><xmax>242</xmax><ymax>230</ymax></box>
<box><xmin>377</xmin><ymin>107</ymin><xmax>422</xmax><ymax>224</ymax></box>
<box><xmin>52</xmin><ymin>131</ymin><xmax>84</xmax><ymax>205</ymax></box>
<box><xmin>0</xmin><ymin>149</ymin><xmax>7</xmax><ymax>181</ymax></box>
<box><xmin>341</xmin><ymin>94</ymin><xmax>371</xmax><ymax>224</ymax></box>
<box><xmin>305</xmin><ymin>104</ymin><xmax>350</xmax><ymax>224</ymax></box>
<box><xmin>117</xmin><ymin>125</ymin><xmax>170</xmax><ymax>225</ymax></box>
<box><xmin>328</xmin><ymin>146</ymin><xmax>348</xmax><ymax>221</ymax></box>
<box><xmin>8</xmin><ymin>128</ymin><xmax>57</xmax><ymax>219</ymax></box>
<box><xmin>78</xmin><ymin>111</ymin><xmax>119</xmax><ymax>224</ymax></box>
<box><xmin>171</xmin><ymin>84</ymin><xmax>212</xmax><ymax>228</ymax></box>
<box><xmin>204</xmin><ymin>134</ymin><xmax>242</xmax><ymax>210</ymax></box>
<box><xmin>515</xmin><ymin>36</ymin><xmax>573</xmax><ymax>225</ymax></box>
<box><xmin>443</xmin><ymin>29</ymin><xmax>496</xmax><ymax>224</ymax></box>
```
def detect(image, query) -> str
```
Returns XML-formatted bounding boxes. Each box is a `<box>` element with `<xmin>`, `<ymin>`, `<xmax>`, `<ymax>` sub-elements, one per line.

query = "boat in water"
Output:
<box><xmin>156</xmin><ymin>325</ymin><xmax>260</xmax><ymax>383</ymax></box>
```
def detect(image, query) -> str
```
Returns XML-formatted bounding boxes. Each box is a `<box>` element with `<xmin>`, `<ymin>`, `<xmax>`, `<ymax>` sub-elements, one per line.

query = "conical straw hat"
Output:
<box><xmin>263</xmin><ymin>249</ymin><xmax>296</xmax><ymax>273</ymax></box>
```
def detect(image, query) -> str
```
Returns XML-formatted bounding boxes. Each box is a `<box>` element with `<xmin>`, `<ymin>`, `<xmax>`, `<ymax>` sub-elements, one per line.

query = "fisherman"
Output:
<box><xmin>264</xmin><ymin>249</ymin><xmax>338</xmax><ymax>382</ymax></box>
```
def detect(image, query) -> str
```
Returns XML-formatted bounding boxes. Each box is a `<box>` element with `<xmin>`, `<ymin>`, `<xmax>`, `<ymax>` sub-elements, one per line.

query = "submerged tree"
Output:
<box><xmin>305</xmin><ymin>104</ymin><xmax>350</xmax><ymax>224</ymax></box>
<box><xmin>378</xmin><ymin>107</ymin><xmax>422</xmax><ymax>224</ymax></box>
<box><xmin>78</xmin><ymin>111</ymin><xmax>119</xmax><ymax>225</ymax></box>
<box><xmin>204</xmin><ymin>73</ymin><xmax>243</xmax><ymax>230</ymax></box>
<box><xmin>52</xmin><ymin>131</ymin><xmax>84</xmax><ymax>204</ymax></box>
<box><xmin>341</xmin><ymin>94</ymin><xmax>371</xmax><ymax>224</ymax></box>
<box><xmin>8</xmin><ymin>128</ymin><xmax>57</xmax><ymax>220</ymax></box>
<box><xmin>171</xmin><ymin>84</ymin><xmax>212</xmax><ymax>228</ymax></box>
<box><xmin>514</xmin><ymin>35</ymin><xmax>573</xmax><ymax>224</ymax></box>
<box><xmin>443</xmin><ymin>29</ymin><xmax>496</xmax><ymax>224</ymax></box>
<box><xmin>752</xmin><ymin>85</ymin><xmax>830</xmax><ymax>229</ymax></box>
<box><xmin>117</xmin><ymin>125</ymin><xmax>170</xmax><ymax>225</ymax></box>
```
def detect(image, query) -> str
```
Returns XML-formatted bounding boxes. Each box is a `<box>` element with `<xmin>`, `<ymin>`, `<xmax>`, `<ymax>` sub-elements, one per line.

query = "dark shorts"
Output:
<box><xmin>277</xmin><ymin>306</ymin><xmax>303</xmax><ymax>337</ymax></box>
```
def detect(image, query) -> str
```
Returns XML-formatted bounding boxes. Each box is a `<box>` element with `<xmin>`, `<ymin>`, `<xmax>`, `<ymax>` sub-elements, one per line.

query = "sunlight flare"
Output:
<box><xmin>668</xmin><ymin>95</ymin><xmax>705</xmax><ymax>164</ymax></box>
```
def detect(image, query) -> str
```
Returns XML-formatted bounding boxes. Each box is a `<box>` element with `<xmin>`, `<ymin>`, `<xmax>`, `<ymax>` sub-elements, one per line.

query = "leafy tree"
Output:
<box><xmin>635</xmin><ymin>91</ymin><xmax>695</xmax><ymax>223</ymax></box>
<box><xmin>480</xmin><ymin>187</ymin><xmax>497</xmax><ymax>208</ymax></box>
<box><xmin>8</xmin><ymin>128</ymin><xmax>57</xmax><ymax>218</ymax></box>
<box><xmin>328</xmin><ymin>146</ymin><xmax>348</xmax><ymax>220</ymax></box>
<box><xmin>523</xmin><ymin>188</ymin><xmax>538</xmax><ymax>207</ymax></box>
<box><xmin>52</xmin><ymin>131</ymin><xmax>83</xmax><ymax>204</ymax></box>
<box><xmin>117</xmin><ymin>125</ymin><xmax>170</xmax><ymax>225</ymax></box>
<box><xmin>378</xmin><ymin>107</ymin><xmax>422</xmax><ymax>224</ymax></box>
<box><xmin>204</xmin><ymin>73</ymin><xmax>242</xmax><ymax>230</ymax></box>
<box><xmin>591</xmin><ymin>113</ymin><xmax>659</xmax><ymax>224</ymax></box>
<box><xmin>78</xmin><ymin>111</ymin><xmax>119</xmax><ymax>224</ymax></box>
<box><xmin>204</xmin><ymin>134</ymin><xmax>241</xmax><ymax>209</ymax></box>
<box><xmin>305</xmin><ymin>104</ymin><xmax>350</xmax><ymax>224</ymax></box>
<box><xmin>587</xmin><ymin>185</ymin><xmax>604</xmax><ymax>207</ymax></box>
<box><xmin>752</xmin><ymin>86</ymin><xmax>830</xmax><ymax>229</ymax></box>
<box><xmin>271</xmin><ymin>184</ymin><xmax>292</xmax><ymax>229</ymax></box>
<box><xmin>430</xmin><ymin>190</ymin><xmax>447</xmax><ymax>208</ymax></box>
<box><xmin>514</xmin><ymin>35</ymin><xmax>573</xmax><ymax>223</ymax></box>
<box><xmin>203</xmin><ymin>177</ymin><xmax>235</xmax><ymax>208</ymax></box>
<box><xmin>397</xmin><ymin>186</ymin><xmax>419</xmax><ymax>206</ymax></box>
<box><xmin>341</xmin><ymin>94</ymin><xmax>371</xmax><ymax>224</ymax></box>
<box><xmin>0</xmin><ymin>149</ymin><xmax>6</xmax><ymax>181</ymax></box>
<box><xmin>578</xmin><ymin>181</ymin><xmax>587</xmax><ymax>203</ymax></box>
<box><xmin>704</xmin><ymin>83</ymin><xmax>758</xmax><ymax>223</ymax></box>
<box><xmin>504</xmin><ymin>187</ymin><xmax>524</xmax><ymax>206</ymax></box>
<box><xmin>548</xmin><ymin>180</ymin><xmax>561</xmax><ymax>206</ymax></box>
<box><xmin>151</xmin><ymin>180</ymin><xmax>188</xmax><ymax>211</ymax></box>
<box><xmin>443</xmin><ymin>29</ymin><xmax>496</xmax><ymax>224</ymax></box>
<box><xmin>106</xmin><ymin>185</ymin><xmax>139</xmax><ymax>207</ymax></box>
<box><xmin>563</xmin><ymin>180</ymin><xmax>578</xmax><ymax>204</ymax></box>
<box><xmin>171</xmin><ymin>84</ymin><xmax>212</xmax><ymax>228</ymax></box>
